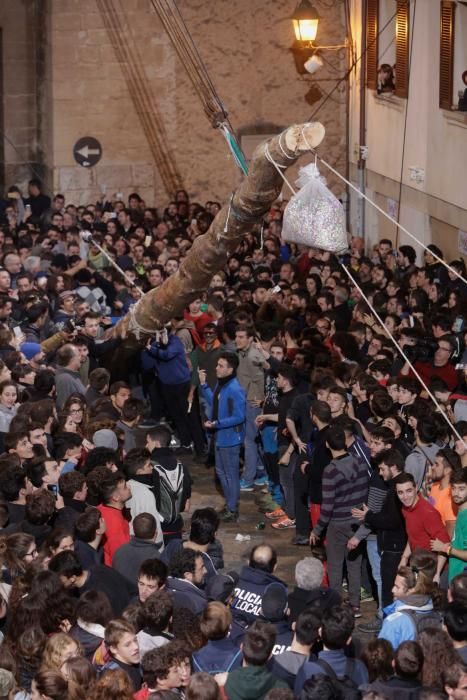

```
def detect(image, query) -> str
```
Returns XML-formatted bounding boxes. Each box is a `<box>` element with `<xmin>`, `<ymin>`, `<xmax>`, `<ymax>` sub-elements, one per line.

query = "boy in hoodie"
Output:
<box><xmin>216</xmin><ymin>621</ymin><xmax>288</xmax><ymax>700</ymax></box>
<box><xmin>145</xmin><ymin>426</ymin><xmax>192</xmax><ymax>543</ymax></box>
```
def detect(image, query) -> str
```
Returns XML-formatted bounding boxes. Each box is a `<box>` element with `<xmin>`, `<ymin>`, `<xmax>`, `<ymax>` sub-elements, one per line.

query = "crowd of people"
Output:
<box><xmin>0</xmin><ymin>179</ymin><xmax>466</xmax><ymax>698</ymax></box>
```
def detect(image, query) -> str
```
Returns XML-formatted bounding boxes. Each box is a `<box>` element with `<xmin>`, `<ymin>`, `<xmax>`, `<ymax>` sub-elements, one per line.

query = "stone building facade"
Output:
<box><xmin>0</xmin><ymin>0</ymin><xmax>347</xmax><ymax>207</ymax></box>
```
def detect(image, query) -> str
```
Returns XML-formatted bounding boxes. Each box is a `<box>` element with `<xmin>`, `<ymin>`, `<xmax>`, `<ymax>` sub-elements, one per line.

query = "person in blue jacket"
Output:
<box><xmin>199</xmin><ymin>351</ymin><xmax>246</xmax><ymax>522</ymax></box>
<box><xmin>378</xmin><ymin>564</ymin><xmax>437</xmax><ymax>649</ymax></box>
<box><xmin>145</xmin><ymin>325</ymin><xmax>206</xmax><ymax>459</ymax></box>
<box><xmin>192</xmin><ymin>601</ymin><xmax>242</xmax><ymax>674</ymax></box>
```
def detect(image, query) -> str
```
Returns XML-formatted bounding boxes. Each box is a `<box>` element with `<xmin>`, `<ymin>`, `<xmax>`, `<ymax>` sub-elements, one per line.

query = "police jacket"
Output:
<box><xmin>231</xmin><ymin>566</ymin><xmax>287</xmax><ymax>625</ymax></box>
<box><xmin>268</xmin><ymin>619</ymin><xmax>293</xmax><ymax>656</ymax></box>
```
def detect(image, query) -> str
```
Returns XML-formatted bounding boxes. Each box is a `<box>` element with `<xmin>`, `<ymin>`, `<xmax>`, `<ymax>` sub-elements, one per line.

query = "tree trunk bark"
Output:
<box><xmin>113</xmin><ymin>121</ymin><xmax>325</xmax><ymax>340</ymax></box>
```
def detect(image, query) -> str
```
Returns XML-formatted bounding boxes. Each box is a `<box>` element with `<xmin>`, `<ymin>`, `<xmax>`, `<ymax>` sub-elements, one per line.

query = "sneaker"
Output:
<box><xmin>360</xmin><ymin>588</ymin><xmax>374</xmax><ymax>603</ymax></box>
<box><xmin>220</xmin><ymin>510</ymin><xmax>239</xmax><ymax>523</ymax></box>
<box><xmin>271</xmin><ymin>517</ymin><xmax>296</xmax><ymax>530</ymax></box>
<box><xmin>358</xmin><ymin>618</ymin><xmax>382</xmax><ymax>633</ymax></box>
<box><xmin>254</xmin><ymin>475</ymin><xmax>268</xmax><ymax>486</ymax></box>
<box><xmin>239</xmin><ymin>479</ymin><xmax>254</xmax><ymax>492</ymax></box>
<box><xmin>264</xmin><ymin>507</ymin><xmax>287</xmax><ymax>520</ymax></box>
<box><xmin>352</xmin><ymin>606</ymin><xmax>362</xmax><ymax>619</ymax></box>
<box><xmin>292</xmin><ymin>535</ymin><xmax>310</xmax><ymax>545</ymax></box>
<box><xmin>217</xmin><ymin>504</ymin><xmax>228</xmax><ymax>515</ymax></box>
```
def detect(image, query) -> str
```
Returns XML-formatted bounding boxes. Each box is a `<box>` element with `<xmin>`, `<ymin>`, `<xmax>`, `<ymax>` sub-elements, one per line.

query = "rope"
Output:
<box><xmin>83</xmin><ymin>233</ymin><xmax>145</xmax><ymax>296</ymax></box>
<box><xmin>149</xmin><ymin>0</ymin><xmax>248</xmax><ymax>176</ymax></box>
<box><xmin>307</xmin><ymin>6</ymin><xmax>400</xmax><ymax>122</ymax></box>
<box><xmin>340</xmin><ymin>263</ymin><xmax>465</xmax><ymax>445</ymax></box>
<box><xmin>264</xmin><ymin>144</ymin><xmax>297</xmax><ymax>197</ymax></box>
<box><xmin>150</xmin><ymin>0</ymin><xmax>227</xmax><ymax>126</ymax></box>
<box><xmin>127</xmin><ymin>300</ymin><xmax>159</xmax><ymax>340</ymax></box>
<box><xmin>264</xmin><ymin>136</ymin><xmax>465</xmax><ymax>439</ymax></box>
<box><xmin>312</xmin><ymin>151</ymin><xmax>467</xmax><ymax>287</ymax></box>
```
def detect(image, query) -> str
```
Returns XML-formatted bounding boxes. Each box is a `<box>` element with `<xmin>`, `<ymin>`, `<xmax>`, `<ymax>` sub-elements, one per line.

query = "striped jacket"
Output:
<box><xmin>314</xmin><ymin>453</ymin><xmax>369</xmax><ymax>537</ymax></box>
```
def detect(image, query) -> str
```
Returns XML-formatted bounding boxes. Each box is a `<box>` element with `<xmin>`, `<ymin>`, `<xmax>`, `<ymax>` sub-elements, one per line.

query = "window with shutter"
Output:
<box><xmin>395</xmin><ymin>0</ymin><xmax>410</xmax><ymax>98</ymax></box>
<box><xmin>366</xmin><ymin>0</ymin><xmax>379</xmax><ymax>89</ymax></box>
<box><xmin>439</xmin><ymin>0</ymin><xmax>456</xmax><ymax>110</ymax></box>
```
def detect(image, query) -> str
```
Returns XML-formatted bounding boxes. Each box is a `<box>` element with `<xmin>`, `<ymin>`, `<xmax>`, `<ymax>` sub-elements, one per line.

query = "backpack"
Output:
<box><xmin>399</xmin><ymin>607</ymin><xmax>443</xmax><ymax>637</ymax></box>
<box><xmin>313</xmin><ymin>657</ymin><xmax>361</xmax><ymax>700</ymax></box>
<box><xmin>153</xmin><ymin>461</ymin><xmax>184</xmax><ymax>523</ymax></box>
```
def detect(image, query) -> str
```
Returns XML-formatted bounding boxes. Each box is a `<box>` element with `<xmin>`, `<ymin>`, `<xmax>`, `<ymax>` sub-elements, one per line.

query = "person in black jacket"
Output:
<box><xmin>77</xmin><ymin>312</ymin><xmax>121</xmax><ymax>373</ymax></box>
<box><xmin>352</xmin><ymin>448</ymin><xmax>407</xmax><ymax>632</ymax></box>
<box><xmin>287</xmin><ymin>556</ymin><xmax>341</xmax><ymax>624</ymax></box>
<box><xmin>165</xmin><ymin>548</ymin><xmax>207</xmax><ymax>615</ymax></box>
<box><xmin>49</xmin><ymin>549</ymin><xmax>136</xmax><ymax>617</ymax></box>
<box><xmin>55</xmin><ymin>470</ymin><xmax>88</xmax><ymax>531</ymax></box>
<box><xmin>305</xmin><ymin>400</ymin><xmax>332</xmax><ymax>532</ymax></box>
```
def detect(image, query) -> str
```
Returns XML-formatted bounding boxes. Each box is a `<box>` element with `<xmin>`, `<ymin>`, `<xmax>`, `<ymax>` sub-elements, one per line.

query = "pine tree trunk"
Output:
<box><xmin>113</xmin><ymin>122</ymin><xmax>325</xmax><ymax>340</ymax></box>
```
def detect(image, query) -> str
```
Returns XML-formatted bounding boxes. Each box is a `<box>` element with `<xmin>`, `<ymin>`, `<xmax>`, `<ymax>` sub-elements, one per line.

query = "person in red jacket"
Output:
<box><xmin>97</xmin><ymin>470</ymin><xmax>132</xmax><ymax>566</ymax></box>
<box><xmin>400</xmin><ymin>335</ymin><xmax>459</xmax><ymax>391</ymax></box>
<box><xmin>394</xmin><ymin>472</ymin><xmax>450</xmax><ymax>584</ymax></box>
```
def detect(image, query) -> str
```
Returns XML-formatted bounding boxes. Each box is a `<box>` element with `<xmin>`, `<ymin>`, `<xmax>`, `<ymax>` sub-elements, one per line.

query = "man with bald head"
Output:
<box><xmin>230</xmin><ymin>544</ymin><xmax>288</xmax><ymax>629</ymax></box>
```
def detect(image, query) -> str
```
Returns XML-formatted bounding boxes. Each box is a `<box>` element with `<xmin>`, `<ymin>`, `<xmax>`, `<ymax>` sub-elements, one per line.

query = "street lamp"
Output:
<box><xmin>292</xmin><ymin>0</ymin><xmax>320</xmax><ymax>44</ymax></box>
<box><xmin>290</xmin><ymin>0</ymin><xmax>347</xmax><ymax>75</ymax></box>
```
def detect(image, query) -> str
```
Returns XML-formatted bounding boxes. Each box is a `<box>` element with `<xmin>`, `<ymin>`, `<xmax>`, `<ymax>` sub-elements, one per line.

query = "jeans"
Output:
<box><xmin>326</xmin><ymin>519</ymin><xmax>363</xmax><ymax>607</ymax></box>
<box><xmin>279</xmin><ymin>446</ymin><xmax>295</xmax><ymax>519</ymax></box>
<box><xmin>293</xmin><ymin>454</ymin><xmax>311</xmax><ymax>536</ymax></box>
<box><xmin>242</xmin><ymin>402</ymin><xmax>264</xmax><ymax>485</ymax></box>
<box><xmin>215</xmin><ymin>445</ymin><xmax>241</xmax><ymax>513</ymax></box>
<box><xmin>366</xmin><ymin>536</ymin><xmax>382</xmax><ymax>614</ymax></box>
<box><xmin>381</xmin><ymin>550</ymin><xmax>403</xmax><ymax>608</ymax></box>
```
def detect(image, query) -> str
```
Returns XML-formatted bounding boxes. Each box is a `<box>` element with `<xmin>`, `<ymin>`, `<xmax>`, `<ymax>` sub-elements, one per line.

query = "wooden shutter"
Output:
<box><xmin>395</xmin><ymin>0</ymin><xmax>410</xmax><ymax>98</ymax></box>
<box><xmin>439</xmin><ymin>0</ymin><xmax>456</xmax><ymax>109</ymax></box>
<box><xmin>366</xmin><ymin>0</ymin><xmax>379</xmax><ymax>89</ymax></box>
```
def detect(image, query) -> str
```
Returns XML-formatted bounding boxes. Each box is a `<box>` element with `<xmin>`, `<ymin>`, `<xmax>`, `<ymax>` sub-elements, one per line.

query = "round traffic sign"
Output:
<box><xmin>73</xmin><ymin>137</ymin><xmax>103</xmax><ymax>168</ymax></box>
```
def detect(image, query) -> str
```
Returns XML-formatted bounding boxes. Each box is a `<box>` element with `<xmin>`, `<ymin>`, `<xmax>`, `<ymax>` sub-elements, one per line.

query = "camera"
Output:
<box><xmin>64</xmin><ymin>318</ymin><xmax>82</xmax><ymax>333</ymax></box>
<box><xmin>404</xmin><ymin>338</ymin><xmax>438</xmax><ymax>363</ymax></box>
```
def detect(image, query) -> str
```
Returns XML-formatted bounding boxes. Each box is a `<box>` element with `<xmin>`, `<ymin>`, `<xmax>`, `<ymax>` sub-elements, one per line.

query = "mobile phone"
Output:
<box><xmin>453</xmin><ymin>316</ymin><xmax>464</xmax><ymax>334</ymax></box>
<box><xmin>25</xmin><ymin>204</ymin><xmax>31</xmax><ymax>211</ymax></box>
<box><xmin>109</xmin><ymin>212</ymin><xmax>117</xmax><ymax>219</ymax></box>
<box><xmin>272</xmin><ymin>285</ymin><xmax>282</xmax><ymax>294</ymax></box>
<box><xmin>13</xmin><ymin>326</ymin><xmax>23</xmax><ymax>339</ymax></box>
<box><xmin>47</xmin><ymin>484</ymin><xmax>58</xmax><ymax>497</ymax></box>
<box><xmin>191</xmin><ymin>219</ymin><xmax>197</xmax><ymax>227</ymax></box>
<box><xmin>116</xmin><ymin>192</ymin><xmax>123</xmax><ymax>200</ymax></box>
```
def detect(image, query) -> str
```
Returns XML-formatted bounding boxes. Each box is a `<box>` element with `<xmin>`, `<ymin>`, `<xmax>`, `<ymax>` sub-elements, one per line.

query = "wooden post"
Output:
<box><xmin>112</xmin><ymin>122</ymin><xmax>325</xmax><ymax>341</ymax></box>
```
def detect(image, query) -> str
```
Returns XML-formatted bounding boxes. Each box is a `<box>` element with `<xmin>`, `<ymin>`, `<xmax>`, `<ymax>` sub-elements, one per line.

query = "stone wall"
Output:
<box><xmin>2</xmin><ymin>0</ymin><xmax>348</xmax><ymax>206</ymax></box>
<box><xmin>0</xmin><ymin>1</ymin><xmax>45</xmax><ymax>190</ymax></box>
